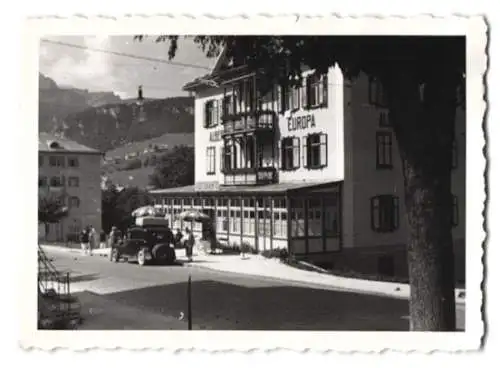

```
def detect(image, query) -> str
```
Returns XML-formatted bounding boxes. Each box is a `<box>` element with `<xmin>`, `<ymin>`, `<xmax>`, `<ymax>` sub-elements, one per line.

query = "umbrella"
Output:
<box><xmin>176</xmin><ymin>209</ymin><xmax>211</xmax><ymax>222</ymax></box>
<box><xmin>132</xmin><ymin>206</ymin><xmax>162</xmax><ymax>217</ymax></box>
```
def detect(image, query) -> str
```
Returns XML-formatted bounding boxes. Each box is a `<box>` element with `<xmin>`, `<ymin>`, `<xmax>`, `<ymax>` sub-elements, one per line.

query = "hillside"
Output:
<box><xmin>58</xmin><ymin>97</ymin><xmax>194</xmax><ymax>152</ymax></box>
<box><xmin>101</xmin><ymin>133</ymin><xmax>194</xmax><ymax>189</ymax></box>
<box><xmin>39</xmin><ymin>73</ymin><xmax>195</xmax><ymax>152</ymax></box>
<box><xmin>39</xmin><ymin>73</ymin><xmax>123</xmax><ymax>133</ymax></box>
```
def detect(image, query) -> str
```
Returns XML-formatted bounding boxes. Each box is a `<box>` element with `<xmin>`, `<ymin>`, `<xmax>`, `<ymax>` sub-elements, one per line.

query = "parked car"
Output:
<box><xmin>109</xmin><ymin>221</ymin><xmax>176</xmax><ymax>266</ymax></box>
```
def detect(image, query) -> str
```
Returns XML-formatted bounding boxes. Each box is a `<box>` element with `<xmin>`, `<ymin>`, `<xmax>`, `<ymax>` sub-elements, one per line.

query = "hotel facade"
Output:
<box><xmin>151</xmin><ymin>55</ymin><xmax>465</xmax><ymax>279</ymax></box>
<box><xmin>39</xmin><ymin>133</ymin><xmax>102</xmax><ymax>242</ymax></box>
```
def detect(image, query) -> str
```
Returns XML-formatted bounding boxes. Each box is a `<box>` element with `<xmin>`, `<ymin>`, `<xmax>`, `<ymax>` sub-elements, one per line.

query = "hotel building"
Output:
<box><xmin>151</xmin><ymin>54</ymin><xmax>465</xmax><ymax>279</ymax></box>
<box><xmin>38</xmin><ymin>132</ymin><xmax>102</xmax><ymax>242</ymax></box>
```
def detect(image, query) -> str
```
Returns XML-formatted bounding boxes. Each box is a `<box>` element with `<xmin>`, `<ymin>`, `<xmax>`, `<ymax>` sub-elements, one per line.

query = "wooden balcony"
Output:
<box><xmin>222</xmin><ymin>167</ymin><xmax>277</xmax><ymax>186</ymax></box>
<box><xmin>221</xmin><ymin>111</ymin><xmax>276</xmax><ymax>137</ymax></box>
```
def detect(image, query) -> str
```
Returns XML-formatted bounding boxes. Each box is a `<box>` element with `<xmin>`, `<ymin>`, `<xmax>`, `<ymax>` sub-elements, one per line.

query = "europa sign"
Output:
<box><xmin>287</xmin><ymin>114</ymin><xmax>316</xmax><ymax>132</ymax></box>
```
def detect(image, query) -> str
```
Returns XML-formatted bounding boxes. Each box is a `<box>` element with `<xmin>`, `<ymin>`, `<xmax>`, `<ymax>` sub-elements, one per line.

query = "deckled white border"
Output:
<box><xmin>21</xmin><ymin>14</ymin><xmax>487</xmax><ymax>352</ymax></box>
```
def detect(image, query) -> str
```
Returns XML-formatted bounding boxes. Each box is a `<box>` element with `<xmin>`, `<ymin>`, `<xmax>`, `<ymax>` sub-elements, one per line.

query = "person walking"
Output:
<box><xmin>185</xmin><ymin>227</ymin><xmax>195</xmax><ymax>262</ymax></box>
<box><xmin>88</xmin><ymin>226</ymin><xmax>97</xmax><ymax>256</ymax></box>
<box><xmin>79</xmin><ymin>227</ymin><xmax>90</xmax><ymax>255</ymax></box>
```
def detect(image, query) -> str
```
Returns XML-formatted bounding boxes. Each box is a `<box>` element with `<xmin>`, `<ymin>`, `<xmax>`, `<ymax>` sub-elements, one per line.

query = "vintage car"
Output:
<box><xmin>109</xmin><ymin>217</ymin><xmax>176</xmax><ymax>266</ymax></box>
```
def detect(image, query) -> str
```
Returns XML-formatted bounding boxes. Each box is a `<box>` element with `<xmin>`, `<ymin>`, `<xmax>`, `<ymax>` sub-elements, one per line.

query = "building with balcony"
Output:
<box><xmin>38</xmin><ymin>133</ymin><xmax>102</xmax><ymax>242</ymax></box>
<box><xmin>150</xmin><ymin>52</ymin><xmax>465</xmax><ymax>280</ymax></box>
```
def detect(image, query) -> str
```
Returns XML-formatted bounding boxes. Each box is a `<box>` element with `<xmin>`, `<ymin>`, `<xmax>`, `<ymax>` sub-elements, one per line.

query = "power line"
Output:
<box><xmin>40</xmin><ymin>39</ymin><xmax>212</xmax><ymax>71</ymax></box>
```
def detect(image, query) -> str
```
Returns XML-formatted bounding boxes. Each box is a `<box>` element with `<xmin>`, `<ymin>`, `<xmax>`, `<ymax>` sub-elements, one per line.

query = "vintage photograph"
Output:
<box><xmin>24</xmin><ymin>16</ymin><xmax>486</xmax><ymax>351</ymax></box>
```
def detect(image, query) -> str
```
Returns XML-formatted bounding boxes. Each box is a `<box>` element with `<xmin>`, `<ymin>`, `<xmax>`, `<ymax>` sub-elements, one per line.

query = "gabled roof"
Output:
<box><xmin>182</xmin><ymin>46</ymin><xmax>249</xmax><ymax>92</ymax></box>
<box><xmin>38</xmin><ymin>132</ymin><xmax>101</xmax><ymax>154</ymax></box>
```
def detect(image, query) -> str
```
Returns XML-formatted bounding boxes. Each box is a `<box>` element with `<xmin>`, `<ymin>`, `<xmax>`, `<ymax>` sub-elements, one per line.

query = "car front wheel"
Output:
<box><xmin>137</xmin><ymin>249</ymin><xmax>147</xmax><ymax>266</ymax></box>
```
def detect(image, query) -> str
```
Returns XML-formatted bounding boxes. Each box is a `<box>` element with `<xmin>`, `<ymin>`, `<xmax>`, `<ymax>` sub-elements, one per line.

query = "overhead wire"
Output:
<box><xmin>40</xmin><ymin>39</ymin><xmax>212</xmax><ymax>71</ymax></box>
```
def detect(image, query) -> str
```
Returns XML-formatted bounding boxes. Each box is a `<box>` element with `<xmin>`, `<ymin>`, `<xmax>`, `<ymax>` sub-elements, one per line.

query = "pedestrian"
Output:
<box><xmin>79</xmin><ymin>227</ymin><xmax>89</xmax><ymax>255</ymax></box>
<box><xmin>185</xmin><ymin>227</ymin><xmax>195</xmax><ymax>262</ymax></box>
<box><xmin>88</xmin><ymin>226</ymin><xmax>97</xmax><ymax>256</ymax></box>
<box><xmin>174</xmin><ymin>228</ymin><xmax>183</xmax><ymax>248</ymax></box>
<box><xmin>108</xmin><ymin>226</ymin><xmax>118</xmax><ymax>248</ymax></box>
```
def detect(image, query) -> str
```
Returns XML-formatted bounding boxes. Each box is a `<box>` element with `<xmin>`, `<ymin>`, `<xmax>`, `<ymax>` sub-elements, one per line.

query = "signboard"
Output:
<box><xmin>209</xmin><ymin>129</ymin><xmax>223</xmax><ymax>142</ymax></box>
<box><xmin>195</xmin><ymin>182</ymin><xmax>220</xmax><ymax>192</ymax></box>
<box><xmin>287</xmin><ymin>114</ymin><xmax>316</xmax><ymax>132</ymax></box>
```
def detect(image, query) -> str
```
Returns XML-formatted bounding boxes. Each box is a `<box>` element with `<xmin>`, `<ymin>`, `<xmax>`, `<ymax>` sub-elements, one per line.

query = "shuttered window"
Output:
<box><xmin>206</xmin><ymin>146</ymin><xmax>216</xmax><ymax>175</ymax></box>
<box><xmin>281</xmin><ymin>137</ymin><xmax>300</xmax><ymax>170</ymax></box>
<box><xmin>376</xmin><ymin>131</ymin><xmax>393</xmax><ymax>169</ymax></box>
<box><xmin>370</xmin><ymin>195</ymin><xmax>400</xmax><ymax>233</ymax></box>
<box><xmin>303</xmin><ymin>133</ymin><xmax>327</xmax><ymax>169</ymax></box>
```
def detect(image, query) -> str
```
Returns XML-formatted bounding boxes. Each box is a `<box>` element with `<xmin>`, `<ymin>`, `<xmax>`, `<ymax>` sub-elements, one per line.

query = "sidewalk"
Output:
<box><xmin>42</xmin><ymin>244</ymin><xmax>466</xmax><ymax>305</ymax></box>
<box><xmin>75</xmin><ymin>291</ymin><xmax>188</xmax><ymax>330</ymax></box>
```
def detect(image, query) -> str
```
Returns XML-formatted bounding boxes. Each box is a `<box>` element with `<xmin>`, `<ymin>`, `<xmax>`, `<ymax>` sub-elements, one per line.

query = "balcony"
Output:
<box><xmin>222</xmin><ymin>167</ymin><xmax>277</xmax><ymax>186</ymax></box>
<box><xmin>222</xmin><ymin>111</ymin><xmax>276</xmax><ymax>137</ymax></box>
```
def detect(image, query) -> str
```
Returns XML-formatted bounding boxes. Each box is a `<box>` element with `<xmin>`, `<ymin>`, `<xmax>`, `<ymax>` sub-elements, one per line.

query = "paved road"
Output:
<box><xmin>44</xmin><ymin>249</ymin><xmax>465</xmax><ymax>331</ymax></box>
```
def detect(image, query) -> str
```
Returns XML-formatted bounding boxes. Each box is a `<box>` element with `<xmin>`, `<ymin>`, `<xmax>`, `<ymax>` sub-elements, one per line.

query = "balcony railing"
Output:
<box><xmin>222</xmin><ymin>167</ymin><xmax>277</xmax><ymax>186</ymax></box>
<box><xmin>222</xmin><ymin>110</ymin><xmax>276</xmax><ymax>136</ymax></box>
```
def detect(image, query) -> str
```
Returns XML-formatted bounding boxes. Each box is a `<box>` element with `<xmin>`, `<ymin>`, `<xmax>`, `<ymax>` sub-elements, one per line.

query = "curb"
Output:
<box><xmin>181</xmin><ymin>258</ymin><xmax>467</xmax><ymax>306</ymax></box>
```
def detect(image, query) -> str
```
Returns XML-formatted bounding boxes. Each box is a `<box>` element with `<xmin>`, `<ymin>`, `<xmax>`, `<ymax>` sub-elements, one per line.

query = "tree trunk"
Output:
<box><xmin>388</xmin><ymin>71</ymin><xmax>458</xmax><ymax>331</ymax></box>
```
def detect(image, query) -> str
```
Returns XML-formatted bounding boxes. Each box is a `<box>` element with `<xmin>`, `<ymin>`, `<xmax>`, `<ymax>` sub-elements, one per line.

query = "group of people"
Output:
<box><xmin>79</xmin><ymin>225</ymin><xmax>99</xmax><ymax>255</ymax></box>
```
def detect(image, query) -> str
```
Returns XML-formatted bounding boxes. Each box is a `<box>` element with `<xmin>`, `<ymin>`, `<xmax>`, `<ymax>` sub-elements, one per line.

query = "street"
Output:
<box><xmin>45</xmin><ymin>249</ymin><xmax>466</xmax><ymax>331</ymax></box>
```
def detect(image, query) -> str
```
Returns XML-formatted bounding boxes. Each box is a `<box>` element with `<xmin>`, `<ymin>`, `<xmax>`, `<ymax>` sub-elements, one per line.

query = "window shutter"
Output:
<box><xmin>302</xmin><ymin>136</ymin><xmax>309</xmax><ymax>168</ymax></box>
<box><xmin>293</xmin><ymin>137</ymin><xmax>300</xmax><ymax>168</ymax></box>
<box><xmin>220</xmin><ymin>149</ymin><xmax>224</xmax><ymax>172</ymax></box>
<box><xmin>320</xmin><ymin>133</ymin><xmax>328</xmax><ymax>167</ymax></box>
<box><xmin>393</xmin><ymin>196</ymin><xmax>400</xmax><ymax>230</ymax></box>
<box><xmin>301</xmin><ymin>81</ymin><xmax>308</xmax><ymax>109</ymax></box>
<box><xmin>204</xmin><ymin>102</ymin><xmax>209</xmax><ymax>128</ymax></box>
<box><xmin>371</xmin><ymin>197</ymin><xmax>379</xmax><ymax>231</ymax></box>
<box><xmin>306</xmin><ymin>76</ymin><xmax>312</xmax><ymax>107</ymax></box>
<box><xmin>322</xmin><ymin>75</ymin><xmax>328</xmax><ymax>106</ymax></box>
<box><xmin>277</xmin><ymin>139</ymin><xmax>282</xmax><ymax>169</ymax></box>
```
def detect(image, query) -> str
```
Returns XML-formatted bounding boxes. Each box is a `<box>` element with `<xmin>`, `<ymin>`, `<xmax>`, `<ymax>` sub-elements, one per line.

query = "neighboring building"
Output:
<box><xmin>39</xmin><ymin>132</ymin><xmax>102</xmax><ymax>242</ymax></box>
<box><xmin>150</xmin><ymin>52</ymin><xmax>465</xmax><ymax>280</ymax></box>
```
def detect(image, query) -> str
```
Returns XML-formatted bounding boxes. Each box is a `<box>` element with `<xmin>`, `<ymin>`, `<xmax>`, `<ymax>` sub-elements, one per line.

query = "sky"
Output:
<box><xmin>39</xmin><ymin>35</ymin><xmax>216</xmax><ymax>99</ymax></box>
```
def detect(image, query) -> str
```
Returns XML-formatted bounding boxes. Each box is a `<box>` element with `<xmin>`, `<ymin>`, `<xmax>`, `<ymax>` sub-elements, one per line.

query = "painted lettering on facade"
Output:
<box><xmin>287</xmin><ymin>114</ymin><xmax>316</xmax><ymax>132</ymax></box>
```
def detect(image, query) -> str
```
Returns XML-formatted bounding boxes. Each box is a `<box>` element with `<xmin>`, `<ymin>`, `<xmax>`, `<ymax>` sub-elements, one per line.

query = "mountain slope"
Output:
<box><xmin>39</xmin><ymin>73</ymin><xmax>195</xmax><ymax>152</ymax></box>
<box><xmin>58</xmin><ymin>97</ymin><xmax>194</xmax><ymax>152</ymax></box>
<box><xmin>39</xmin><ymin>73</ymin><xmax>123</xmax><ymax>133</ymax></box>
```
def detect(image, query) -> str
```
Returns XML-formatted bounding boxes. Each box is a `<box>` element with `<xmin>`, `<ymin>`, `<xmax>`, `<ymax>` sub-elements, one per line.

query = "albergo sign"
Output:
<box><xmin>287</xmin><ymin>113</ymin><xmax>316</xmax><ymax>132</ymax></box>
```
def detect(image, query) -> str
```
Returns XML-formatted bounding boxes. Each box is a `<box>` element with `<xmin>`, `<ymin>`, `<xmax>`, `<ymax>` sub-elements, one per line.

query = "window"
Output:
<box><xmin>222</xmin><ymin>95</ymin><xmax>234</xmax><ymax>116</ymax></box>
<box><xmin>452</xmin><ymin>139</ymin><xmax>458</xmax><ymax>169</ymax></box>
<box><xmin>281</xmin><ymin>137</ymin><xmax>300</xmax><ymax>170</ymax></box>
<box><xmin>307</xmin><ymin>74</ymin><xmax>328</xmax><ymax>107</ymax></box>
<box><xmin>452</xmin><ymin>195</ymin><xmax>459</xmax><ymax>227</ymax></box>
<box><xmin>68</xmin><ymin>157</ymin><xmax>79</xmax><ymax>167</ymax></box>
<box><xmin>38</xmin><ymin>176</ymin><xmax>47</xmax><ymax>187</ymax></box>
<box><xmin>68</xmin><ymin>176</ymin><xmax>79</xmax><ymax>187</ymax></box>
<box><xmin>204</xmin><ymin>100</ymin><xmax>219</xmax><ymax>128</ymax></box>
<box><xmin>280</xmin><ymin>85</ymin><xmax>290</xmax><ymax>112</ymax></box>
<box><xmin>39</xmin><ymin>155</ymin><xmax>44</xmax><ymax>167</ymax></box>
<box><xmin>69</xmin><ymin>196</ymin><xmax>80</xmax><ymax>208</ymax></box>
<box><xmin>50</xmin><ymin>176</ymin><xmax>64</xmax><ymax>187</ymax></box>
<box><xmin>376</xmin><ymin>131</ymin><xmax>393</xmax><ymax>169</ymax></box>
<box><xmin>206</xmin><ymin>146</ymin><xmax>216</xmax><ymax>175</ymax></box>
<box><xmin>371</xmin><ymin>195</ymin><xmax>400</xmax><ymax>233</ymax></box>
<box><xmin>222</xmin><ymin>143</ymin><xmax>235</xmax><ymax>171</ymax></box>
<box><xmin>49</xmin><ymin>156</ymin><xmax>64</xmax><ymax>167</ymax></box>
<box><xmin>303</xmin><ymin>133</ymin><xmax>327</xmax><ymax>169</ymax></box>
<box><xmin>378</xmin><ymin>111</ymin><xmax>390</xmax><ymax>127</ymax></box>
<box><xmin>368</xmin><ymin>76</ymin><xmax>387</xmax><ymax>107</ymax></box>
<box><xmin>290</xmin><ymin>200</ymin><xmax>305</xmax><ymax>237</ymax></box>
<box><xmin>290</xmin><ymin>87</ymin><xmax>300</xmax><ymax>110</ymax></box>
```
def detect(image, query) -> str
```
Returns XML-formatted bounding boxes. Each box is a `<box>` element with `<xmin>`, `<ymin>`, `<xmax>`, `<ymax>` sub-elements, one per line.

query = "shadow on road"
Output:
<box><xmin>105</xmin><ymin>279</ymin><xmax>416</xmax><ymax>331</ymax></box>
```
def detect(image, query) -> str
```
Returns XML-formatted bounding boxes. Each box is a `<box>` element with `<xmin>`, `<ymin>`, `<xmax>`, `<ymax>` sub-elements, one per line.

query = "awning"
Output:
<box><xmin>149</xmin><ymin>180</ymin><xmax>342</xmax><ymax>196</ymax></box>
